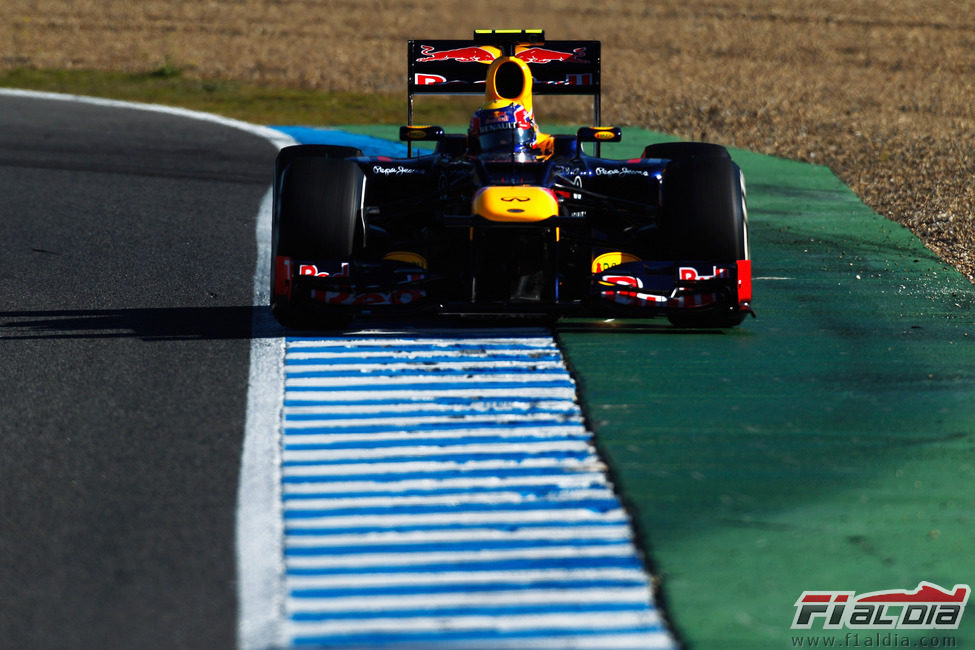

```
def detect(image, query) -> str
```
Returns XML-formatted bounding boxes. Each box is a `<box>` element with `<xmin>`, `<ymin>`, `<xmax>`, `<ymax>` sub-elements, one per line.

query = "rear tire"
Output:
<box><xmin>271</xmin><ymin>156</ymin><xmax>365</xmax><ymax>328</ymax></box>
<box><xmin>658</xmin><ymin>146</ymin><xmax>748</xmax><ymax>328</ymax></box>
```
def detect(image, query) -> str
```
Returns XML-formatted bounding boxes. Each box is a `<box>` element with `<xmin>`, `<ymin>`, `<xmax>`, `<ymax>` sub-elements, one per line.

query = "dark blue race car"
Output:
<box><xmin>271</xmin><ymin>29</ymin><xmax>752</xmax><ymax>328</ymax></box>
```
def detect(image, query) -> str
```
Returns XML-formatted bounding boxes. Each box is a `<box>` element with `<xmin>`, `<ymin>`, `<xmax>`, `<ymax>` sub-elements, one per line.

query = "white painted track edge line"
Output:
<box><xmin>0</xmin><ymin>87</ymin><xmax>296</xmax><ymax>150</ymax></box>
<box><xmin>238</xmin><ymin>188</ymin><xmax>288</xmax><ymax>650</ymax></box>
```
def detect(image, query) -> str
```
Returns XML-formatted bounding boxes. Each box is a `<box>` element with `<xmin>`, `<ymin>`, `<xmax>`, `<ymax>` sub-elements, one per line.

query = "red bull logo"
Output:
<box><xmin>679</xmin><ymin>265</ymin><xmax>730</xmax><ymax>281</ymax></box>
<box><xmin>416</xmin><ymin>45</ymin><xmax>499</xmax><ymax>63</ymax></box>
<box><xmin>515</xmin><ymin>46</ymin><xmax>588</xmax><ymax>64</ymax></box>
<box><xmin>416</xmin><ymin>44</ymin><xmax>588</xmax><ymax>65</ymax></box>
<box><xmin>297</xmin><ymin>262</ymin><xmax>350</xmax><ymax>278</ymax></box>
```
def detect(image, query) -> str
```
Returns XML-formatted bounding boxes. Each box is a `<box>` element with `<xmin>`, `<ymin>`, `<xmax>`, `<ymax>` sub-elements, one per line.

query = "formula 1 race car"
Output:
<box><xmin>271</xmin><ymin>29</ymin><xmax>752</xmax><ymax>328</ymax></box>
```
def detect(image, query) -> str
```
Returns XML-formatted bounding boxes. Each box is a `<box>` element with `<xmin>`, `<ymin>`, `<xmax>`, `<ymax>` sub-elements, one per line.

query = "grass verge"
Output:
<box><xmin>0</xmin><ymin>66</ymin><xmax>479</xmax><ymax>126</ymax></box>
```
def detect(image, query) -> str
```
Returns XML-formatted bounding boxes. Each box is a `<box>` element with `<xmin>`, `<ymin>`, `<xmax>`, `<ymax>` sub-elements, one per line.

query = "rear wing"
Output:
<box><xmin>407</xmin><ymin>29</ymin><xmax>601</xmax><ymax>125</ymax></box>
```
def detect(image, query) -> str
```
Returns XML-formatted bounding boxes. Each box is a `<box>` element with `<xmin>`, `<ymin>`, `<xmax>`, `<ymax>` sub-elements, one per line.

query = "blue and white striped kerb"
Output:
<box><xmin>280</xmin><ymin>331</ymin><xmax>676</xmax><ymax>649</ymax></box>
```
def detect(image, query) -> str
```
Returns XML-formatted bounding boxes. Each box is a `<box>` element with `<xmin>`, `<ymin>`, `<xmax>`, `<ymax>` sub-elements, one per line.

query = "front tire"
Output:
<box><xmin>271</xmin><ymin>156</ymin><xmax>365</xmax><ymax>328</ymax></box>
<box><xmin>657</xmin><ymin>146</ymin><xmax>749</xmax><ymax>327</ymax></box>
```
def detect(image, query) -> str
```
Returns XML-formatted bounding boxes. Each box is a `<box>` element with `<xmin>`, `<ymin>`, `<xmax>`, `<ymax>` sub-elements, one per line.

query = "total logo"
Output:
<box><xmin>791</xmin><ymin>582</ymin><xmax>969</xmax><ymax>630</ymax></box>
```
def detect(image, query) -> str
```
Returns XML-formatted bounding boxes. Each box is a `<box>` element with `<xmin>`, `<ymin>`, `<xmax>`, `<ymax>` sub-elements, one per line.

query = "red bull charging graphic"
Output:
<box><xmin>408</xmin><ymin>39</ymin><xmax>600</xmax><ymax>95</ymax></box>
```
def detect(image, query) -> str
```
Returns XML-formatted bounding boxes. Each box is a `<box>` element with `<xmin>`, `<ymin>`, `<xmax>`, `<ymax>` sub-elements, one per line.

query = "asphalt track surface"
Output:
<box><xmin>0</xmin><ymin>93</ymin><xmax>280</xmax><ymax>649</ymax></box>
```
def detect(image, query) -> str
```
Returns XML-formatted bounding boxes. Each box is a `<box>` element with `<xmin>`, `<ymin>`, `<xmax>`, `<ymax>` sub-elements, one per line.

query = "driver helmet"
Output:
<box><xmin>468</xmin><ymin>100</ymin><xmax>538</xmax><ymax>160</ymax></box>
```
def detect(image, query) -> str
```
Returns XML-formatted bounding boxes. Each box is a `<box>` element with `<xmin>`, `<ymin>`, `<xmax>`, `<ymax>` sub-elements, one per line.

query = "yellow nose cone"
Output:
<box><xmin>473</xmin><ymin>186</ymin><xmax>559</xmax><ymax>222</ymax></box>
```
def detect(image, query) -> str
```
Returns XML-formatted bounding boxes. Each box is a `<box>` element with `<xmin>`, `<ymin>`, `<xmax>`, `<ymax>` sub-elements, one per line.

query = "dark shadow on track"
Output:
<box><xmin>0</xmin><ymin>306</ymin><xmax>755</xmax><ymax>342</ymax></box>
<box><xmin>0</xmin><ymin>306</ymin><xmax>264</xmax><ymax>341</ymax></box>
<box><xmin>0</xmin><ymin>308</ymin><xmax>560</xmax><ymax>341</ymax></box>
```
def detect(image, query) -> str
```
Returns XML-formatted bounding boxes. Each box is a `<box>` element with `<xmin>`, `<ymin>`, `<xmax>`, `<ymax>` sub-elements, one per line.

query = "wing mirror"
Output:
<box><xmin>576</xmin><ymin>126</ymin><xmax>622</xmax><ymax>143</ymax></box>
<box><xmin>576</xmin><ymin>126</ymin><xmax>621</xmax><ymax>157</ymax></box>
<box><xmin>400</xmin><ymin>125</ymin><xmax>445</xmax><ymax>157</ymax></box>
<box><xmin>400</xmin><ymin>125</ymin><xmax>445</xmax><ymax>142</ymax></box>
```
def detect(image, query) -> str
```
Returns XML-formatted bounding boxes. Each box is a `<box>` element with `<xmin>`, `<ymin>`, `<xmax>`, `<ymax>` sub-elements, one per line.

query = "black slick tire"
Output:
<box><xmin>271</xmin><ymin>156</ymin><xmax>365</xmax><ymax>328</ymax></box>
<box><xmin>657</xmin><ymin>145</ymin><xmax>749</xmax><ymax>328</ymax></box>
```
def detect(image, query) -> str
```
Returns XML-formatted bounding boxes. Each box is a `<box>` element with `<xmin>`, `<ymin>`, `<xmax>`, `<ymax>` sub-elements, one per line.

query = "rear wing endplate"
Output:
<box><xmin>407</xmin><ymin>29</ymin><xmax>601</xmax><ymax>125</ymax></box>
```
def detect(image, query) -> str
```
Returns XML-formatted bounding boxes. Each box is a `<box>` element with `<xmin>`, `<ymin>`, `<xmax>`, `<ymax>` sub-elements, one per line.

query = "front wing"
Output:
<box><xmin>273</xmin><ymin>254</ymin><xmax>752</xmax><ymax>321</ymax></box>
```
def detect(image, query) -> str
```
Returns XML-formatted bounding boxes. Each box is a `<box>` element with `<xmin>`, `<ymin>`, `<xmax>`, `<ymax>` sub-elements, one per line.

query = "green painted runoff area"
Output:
<box><xmin>341</xmin><ymin>124</ymin><xmax>975</xmax><ymax>648</ymax></box>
